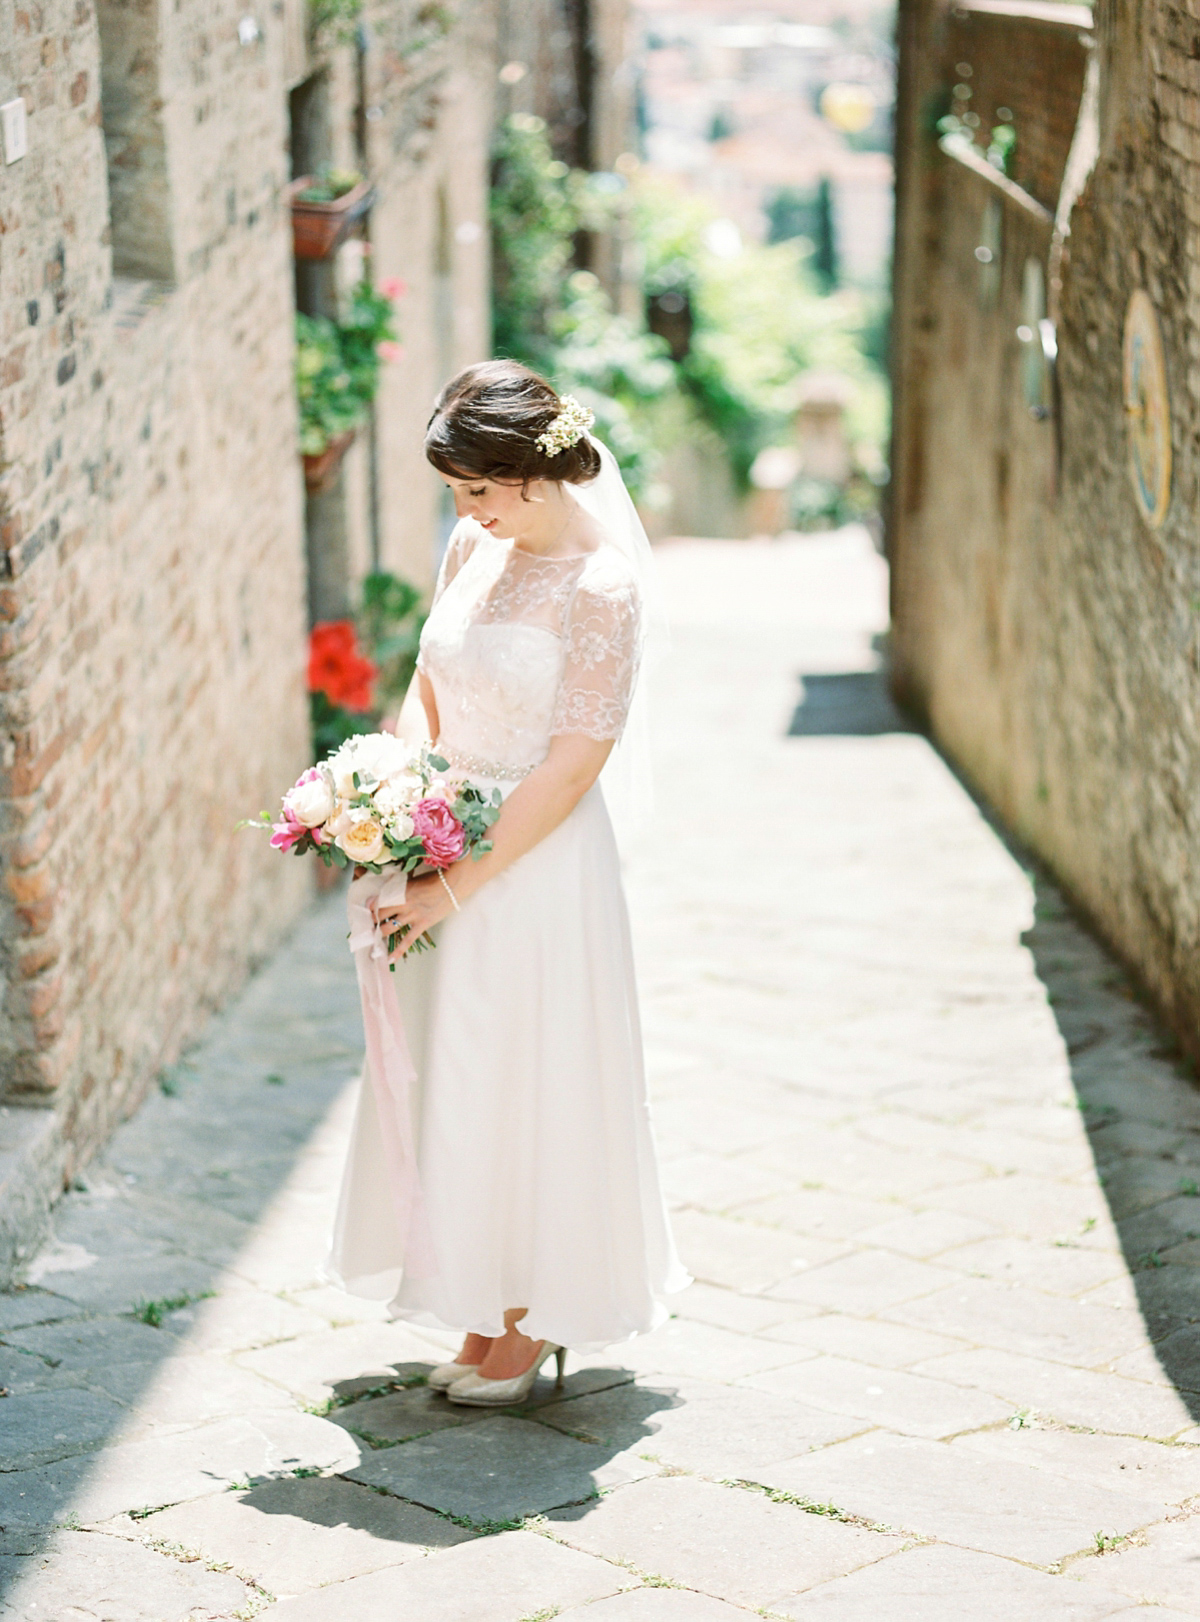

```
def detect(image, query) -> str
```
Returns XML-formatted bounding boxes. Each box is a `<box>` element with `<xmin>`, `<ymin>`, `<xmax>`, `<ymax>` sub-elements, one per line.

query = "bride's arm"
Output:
<box><xmin>376</xmin><ymin>733</ymin><xmax>612</xmax><ymax>954</ymax></box>
<box><xmin>383</xmin><ymin>671</ymin><xmax>437</xmax><ymax>743</ymax></box>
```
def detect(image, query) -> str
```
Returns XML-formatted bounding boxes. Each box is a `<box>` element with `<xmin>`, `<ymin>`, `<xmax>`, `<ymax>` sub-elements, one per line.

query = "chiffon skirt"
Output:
<box><xmin>325</xmin><ymin>783</ymin><xmax>689</xmax><ymax>1352</ymax></box>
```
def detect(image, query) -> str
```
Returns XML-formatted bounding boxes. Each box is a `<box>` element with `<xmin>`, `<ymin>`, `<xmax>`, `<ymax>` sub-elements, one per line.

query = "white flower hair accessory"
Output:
<box><xmin>535</xmin><ymin>395</ymin><xmax>596</xmax><ymax>457</ymax></box>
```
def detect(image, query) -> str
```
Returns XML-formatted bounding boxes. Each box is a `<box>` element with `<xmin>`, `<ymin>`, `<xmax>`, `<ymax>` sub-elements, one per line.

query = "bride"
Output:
<box><xmin>327</xmin><ymin>359</ymin><xmax>688</xmax><ymax>1405</ymax></box>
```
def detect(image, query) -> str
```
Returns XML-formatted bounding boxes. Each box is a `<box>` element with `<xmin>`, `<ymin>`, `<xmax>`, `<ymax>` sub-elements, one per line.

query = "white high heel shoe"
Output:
<box><xmin>446</xmin><ymin>1342</ymin><xmax>566</xmax><ymax>1406</ymax></box>
<box><xmin>427</xmin><ymin>1360</ymin><xmax>483</xmax><ymax>1390</ymax></box>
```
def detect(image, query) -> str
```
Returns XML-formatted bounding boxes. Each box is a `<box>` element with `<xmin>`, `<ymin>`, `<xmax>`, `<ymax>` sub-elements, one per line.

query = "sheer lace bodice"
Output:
<box><xmin>417</xmin><ymin>520</ymin><xmax>642</xmax><ymax>773</ymax></box>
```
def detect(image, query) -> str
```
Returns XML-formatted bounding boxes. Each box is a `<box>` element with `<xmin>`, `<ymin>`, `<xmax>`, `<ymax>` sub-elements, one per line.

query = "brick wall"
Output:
<box><xmin>891</xmin><ymin>0</ymin><xmax>1200</xmax><ymax>1050</ymax></box>
<box><xmin>0</xmin><ymin>0</ymin><xmax>504</xmax><ymax>1277</ymax></box>
<box><xmin>0</xmin><ymin>1</ymin><xmax>313</xmax><ymax>1245</ymax></box>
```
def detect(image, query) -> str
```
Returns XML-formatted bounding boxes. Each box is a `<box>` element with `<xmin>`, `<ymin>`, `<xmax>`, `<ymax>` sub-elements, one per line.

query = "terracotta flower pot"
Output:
<box><xmin>302</xmin><ymin>428</ymin><xmax>356</xmax><ymax>494</ymax></box>
<box><xmin>288</xmin><ymin>176</ymin><xmax>374</xmax><ymax>260</ymax></box>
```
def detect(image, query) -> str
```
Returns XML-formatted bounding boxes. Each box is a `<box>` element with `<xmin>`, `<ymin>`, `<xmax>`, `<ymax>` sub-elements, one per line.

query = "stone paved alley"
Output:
<box><xmin>3</xmin><ymin>532</ymin><xmax>1200</xmax><ymax>1620</ymax></box>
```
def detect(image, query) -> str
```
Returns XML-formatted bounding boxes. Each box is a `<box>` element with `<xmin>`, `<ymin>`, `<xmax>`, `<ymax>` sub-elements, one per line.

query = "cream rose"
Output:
<box><xmin>336</xmin><ymin>816</ymin><xmax>385</xmax><ymax>865</ymax></box>
<box><xmin>326</xmin><ymin>799</ymin><xmax>353</xmax><ymax>838</ymax></box>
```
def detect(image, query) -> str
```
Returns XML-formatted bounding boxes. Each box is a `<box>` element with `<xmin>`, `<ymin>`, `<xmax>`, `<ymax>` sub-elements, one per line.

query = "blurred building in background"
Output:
<box><xmin>890</xmin><ymin>0</ymin><xmax>1200</xmax><ymax>1056</ymax></box>
<box><xmin>635</xmin><ymin>0</ymin><xmax>893</xmax><ymax>286</ymax></box>
<box><xmin>0</xmin><ymin>0</ymin><xmax>631</xmax><ymax>1278</ymax></box>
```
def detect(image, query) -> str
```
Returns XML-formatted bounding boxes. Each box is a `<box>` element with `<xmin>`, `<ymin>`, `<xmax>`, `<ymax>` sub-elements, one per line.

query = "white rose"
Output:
<box><xmin>336</xmin><ymin>816</ymin><xmax>385</xmax><ymax>865</ymax></box>
<box><xmin>374</xmin><ymin>780</ymin><xmax>413</xmax><ymax>818</ymax></box>
<box><xmin>424</xmin><ymin>777</ymin><xmax>452</xmax><ymax>802</ymax></box>
<box><xmin>284</xmin><ymin>774</ymin><xmax>334</xmax><ymax>828</ymax></box>
<box><xmin>386</xmin><ymin>811</ymin><xmax>415</xmax><ymax>841</ymax></box>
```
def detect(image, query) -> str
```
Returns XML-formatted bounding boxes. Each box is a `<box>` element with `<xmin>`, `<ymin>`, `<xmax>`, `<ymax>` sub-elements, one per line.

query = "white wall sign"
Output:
<box><xmin>1</xmin><ymin>99</ymin><xmax>27</xmax><ymax>164</ymax></box>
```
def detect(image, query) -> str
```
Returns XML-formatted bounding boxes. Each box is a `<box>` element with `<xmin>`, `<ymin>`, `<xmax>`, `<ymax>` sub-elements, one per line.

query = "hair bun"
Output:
<box><xmin>425</xmin><ymin>360</ymin><xmax>603</xmax><ymax>487</ymax></box>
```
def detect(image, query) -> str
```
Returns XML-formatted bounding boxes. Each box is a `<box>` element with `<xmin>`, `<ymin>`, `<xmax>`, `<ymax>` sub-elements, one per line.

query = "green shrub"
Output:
<box><xmin>295</xmin><ymin>279</ymin><xmax>400</xmax><ymax>457</ymax></box>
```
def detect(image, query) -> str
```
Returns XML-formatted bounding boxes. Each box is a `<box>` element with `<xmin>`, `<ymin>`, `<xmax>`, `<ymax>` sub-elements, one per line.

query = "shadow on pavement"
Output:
<box><xmin>1021</xmin><ymin>880</ymin><xmax>1200</xmax><ymax>1426</ymax></box>
<box><xmin>0</xmin><ymin>892</ymin><xmax>371</xmax><ymax>1588</ymax></box>
<box><xmin>0</xmin><ymin>870</ymin><xmax>669</xmax><ymax>1593</ymax></box>
<box><xmin>788</xmin><ymin>668</ymin><xmax>920</xmax><ymax>737</ymax></box>
<box><xmin>827</xmin><ymin>667</ymin><xmax>1200</xmax><ymax>1433</ymax></box>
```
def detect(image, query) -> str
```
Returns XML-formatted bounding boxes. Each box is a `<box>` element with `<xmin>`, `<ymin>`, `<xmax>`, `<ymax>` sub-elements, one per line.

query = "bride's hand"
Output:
<box><xmin>375</xmin><ymin>873</ymin><xmax>455</xmax><ymax>959</ymax></box>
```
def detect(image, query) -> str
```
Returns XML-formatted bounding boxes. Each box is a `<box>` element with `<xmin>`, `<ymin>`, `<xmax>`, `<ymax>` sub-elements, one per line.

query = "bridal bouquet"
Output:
<box><xmin>245</xmin><ymin>733</ymin><xmax>501</xmax><ymax>951</ymax></box>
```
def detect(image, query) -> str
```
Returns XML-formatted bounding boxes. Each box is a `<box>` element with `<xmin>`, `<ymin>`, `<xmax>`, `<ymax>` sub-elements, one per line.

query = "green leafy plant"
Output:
<box><xmin>295</xmin><ymin>166</ymin><xmax>363</xmax><ymax>203</ymax></box>
<box><xmin>360</xmin><ymin>571</ymin><xmax>425</xmax><ymax>710</ymax></box>
<box><xmin>1093</xmin><ymin>1531</ymin><xmax>1128</xmax><ymax>1554</ymax></box>
<box><xmin>309</xmin><ymin>0</ymin><xmax>362</xmax><ymax>45</ymax></box>
<box><xmin>633</xmin><ymin>180</ymin><xmax>888</xmax><ymax>492</ymax></box>
<box><xmin>490</xmin><ymin>115</ymin><xmax>579</xmax><ymax>364</ymax></box>
<box><xmin>401</xmin><ymin>2</ymin><xmax>456</xmax><ymax>58</ymax></box>
<box><xmin>295</xmin><ymin>279</ymin><xmax>401</xmax><ymax>457</ymax></box>
<box><xmin>131</xmin><ymin>1290</ymin><xmax>215</xmax><ymax>1327</ymax></box>
<box><xmin>489</xmin><ymin>116</ymin><xmax>673</xmax><ymax>495</ymax></box>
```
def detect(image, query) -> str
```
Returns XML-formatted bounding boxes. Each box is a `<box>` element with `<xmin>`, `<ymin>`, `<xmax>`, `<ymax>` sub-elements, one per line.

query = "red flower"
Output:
<box><xmin>308</xmin><ymin>621</ymin><xmax>377</xmax><ymax>712</ymax></box>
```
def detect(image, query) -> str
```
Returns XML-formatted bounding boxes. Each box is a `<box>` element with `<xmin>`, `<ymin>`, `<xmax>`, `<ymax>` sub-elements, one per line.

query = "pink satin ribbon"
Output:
<box><xmin>346</xmin><ymin>871</ymin><xmax>438</xmax><ymax>1280</ymax></box>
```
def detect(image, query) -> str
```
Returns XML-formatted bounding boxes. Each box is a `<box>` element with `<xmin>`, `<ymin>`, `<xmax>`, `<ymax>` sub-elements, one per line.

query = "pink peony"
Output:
<box><xmin>379</xmin><ymin>277</ymin><xmax>408</xmax><ymax>300</ymax></box>
<box><xmin>412</xmin><ymin>797</ymin><xmax>465</xmax><ymax>867</ymax></box>
<box><xmin>270</xmin><ymin>809</ymin><xmax>306</xmax><ymax>853</ymax></box>
<box><xmin>376</xmin><ymin>340</ymin><xmax>405</xmax><ymax>363</ymax></box>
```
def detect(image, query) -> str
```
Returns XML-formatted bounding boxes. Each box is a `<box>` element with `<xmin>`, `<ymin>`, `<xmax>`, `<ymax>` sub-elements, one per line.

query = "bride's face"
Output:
<box><xmin>444</xmin><ymin>475</ymin><xmax>546</xmax><ymax>540</ymax></box>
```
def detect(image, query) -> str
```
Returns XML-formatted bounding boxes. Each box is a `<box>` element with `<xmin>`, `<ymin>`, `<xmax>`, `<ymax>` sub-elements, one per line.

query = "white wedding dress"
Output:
<box><xmin>327</xmin><ymin>517</ymin><xmax>689</xmax><ymax>1351</ymax></box>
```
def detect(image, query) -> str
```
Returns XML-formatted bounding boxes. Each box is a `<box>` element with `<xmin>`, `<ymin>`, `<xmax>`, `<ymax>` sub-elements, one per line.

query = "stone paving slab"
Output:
<box><xmin>559</xmin><ymin>1590</ymin><xmax>752</xmax><ymax>1620</ymax></box>
<box><xmin>159</xmin><ymin>1287</ymin><xmax>332</xmax><ymax>1354</ymax></box>
<box><xmin>3</xmin><ymin>533</ymin><xmax>1200</xmax><ymax>1618</ymax></box>
<box><xmin>791</xmin><ymin>1541</ymin><xmax>1129</xmax><ymax>1619</ymax></box>
<box><xmin>0</xmin><ymin>1388</ymin><xmax>127</xmax><ymax>1471</ymax></box>
<box><xmin>910</xmin><ymin>1346</ymin><xmax>1196</xmax><ymax>1437</ymax></box>
<box><xmin>747</xmin><ymin>1350</ymin><xmax>1011</xmax><ymax>1439</ymax></box>
<box><xmin>0</xmin><ymin>1528</ymin><xmax>252</xmax><ymax>1620</ymax></box>
<box><xmin>0</xmin><ymin>1288</ymin><xmax>86</xmax><ymax>1334</ymax></box>
<box><xmin>952</xmin><ymin>1426</ymin><xmax>1200</xmax><ymax>1505</ymax></box>
<box><xmin>1</xmin><ymin>1410</ymin><xmax>362</xmax><ymax>1530</ymax></box>
<box><xmin>535</xmin><ymin>1374</ymin><xmax>865</xmax><ymax>1476</ymax></box>
<box><xmin>759</xmin><ymin>1310</ymin><xmax>966</xmax><ymax>1367</ymax></box>
<box><xmin>346</xmin><ymin>1414</ymin><xmax>655</xmax><ymax>1523</ymax></box>
<box><xmin>889</xmin><ymin>1274</ymin><xmax>1151</xmax><ymax>1366</ymax></box>
<box><xmin>1067</xmin><ymin>1513</ymin><xmax>1200</xmax><ymax>1609</ymax></box>
<box><xmin>546</xmin><ymin>1474</ymin><xmax>904</xmax><ymax>1611</ymax></box>
<box><xmin>232</xmin><ymin>1320</ymin><xmax>454</xmax><ymax>1404</ymax></box>
<box><xmin>266</xmin><ymin>1527</ymin><xmax>624</xmax><ymax>1621</ymax></box>
<box><xmin>753</xmin><ymin>1430</ymin><xmax>1170</xmax><ymax>1565</ymax></box>
<box><xmin>130</xmin><ymin>1476</ymin><xmax>472</xmax><ymax>1597</ymax></box>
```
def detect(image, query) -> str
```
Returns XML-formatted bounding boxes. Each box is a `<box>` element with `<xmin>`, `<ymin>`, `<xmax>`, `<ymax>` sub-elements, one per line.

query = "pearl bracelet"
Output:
<box><xmin>437</xmin><ymin>869</ymin><xmax>461</xmax><ymax>913</ymax></box>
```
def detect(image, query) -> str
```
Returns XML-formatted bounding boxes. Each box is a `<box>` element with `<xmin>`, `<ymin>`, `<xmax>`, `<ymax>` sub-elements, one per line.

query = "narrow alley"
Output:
<box><xmin>2</xmin><ymin>531</ymin><xmax>1198</xmax><ymax>1619</ymax></box>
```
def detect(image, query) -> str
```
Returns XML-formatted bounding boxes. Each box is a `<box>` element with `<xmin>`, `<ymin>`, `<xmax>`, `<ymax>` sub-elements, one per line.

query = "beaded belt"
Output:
<box><xmin>437</xmin><ymin>743</ymin><xmax>535</xmax><ymax>782</ymax></box>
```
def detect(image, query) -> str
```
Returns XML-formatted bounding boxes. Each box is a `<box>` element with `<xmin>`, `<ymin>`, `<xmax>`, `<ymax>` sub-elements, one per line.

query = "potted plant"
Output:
<box><xmin>288</xmin><ymin>167</ymin><xmax>375</xmax><ymax>260</ymax></box>
<box><xmin>295</xmin><ymin>276</ymin><xmax>404</xmax><ymax>492</ymax></box>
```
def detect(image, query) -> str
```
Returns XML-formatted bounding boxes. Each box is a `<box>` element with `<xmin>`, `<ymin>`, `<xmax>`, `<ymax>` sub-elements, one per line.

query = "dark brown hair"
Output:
<box><xmin>425</xmin><ymin>360</ymin><xmax>602</xmax><ymax>487</ymax></box>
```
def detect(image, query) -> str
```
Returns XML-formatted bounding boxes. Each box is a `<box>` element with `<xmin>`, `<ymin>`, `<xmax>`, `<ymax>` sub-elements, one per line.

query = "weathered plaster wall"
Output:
<box><xmin>891</xmin><ymin>0</ymin><xmax>1200</xmax><ymax>1049</ymax></box>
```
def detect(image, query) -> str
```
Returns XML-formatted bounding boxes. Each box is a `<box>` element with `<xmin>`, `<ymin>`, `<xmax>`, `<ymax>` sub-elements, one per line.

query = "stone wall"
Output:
<box><xmin>890</xmin><ymin>0</ymin><xmax>1200</xmax><ymax>1052</ymax></box>
<box><xmin>0</xmin><ymin>0</ymin><xmax>505</xmax><ymax>1279</ymax></box>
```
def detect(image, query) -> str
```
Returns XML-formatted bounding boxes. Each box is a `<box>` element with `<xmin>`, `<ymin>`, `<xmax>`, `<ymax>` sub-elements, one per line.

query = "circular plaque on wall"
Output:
<box><xmin>1123</xmin><ymin>289</ymin><xmax>1172</xmax><ymax>530</ymax></box>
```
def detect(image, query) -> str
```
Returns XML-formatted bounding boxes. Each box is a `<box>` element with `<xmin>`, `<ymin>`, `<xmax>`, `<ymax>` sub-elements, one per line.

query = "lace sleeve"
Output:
<box><xmin>429</xmin><ymin>520</ymin><xmax>479</xmax><ymax>607</ymax></box>
<box><xmin>417</xmin><ymin>522</ymin><xmax>478</xmax><ymax>675</ymax></box>
<box><xmin>551</xmin><ymin>557</ymin><xmax>643</xmax><ymax>741</ymax></box>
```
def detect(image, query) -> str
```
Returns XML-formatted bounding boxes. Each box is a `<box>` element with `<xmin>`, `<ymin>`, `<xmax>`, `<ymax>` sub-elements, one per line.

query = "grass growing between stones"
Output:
<box><xmin>129</xmin><ymin>1290</ymin><xmax>215</xmax><ymax>1327</ymax></box>
<box><xmin>1092</xmin><ymin>1530</ymin><xmax>1131</xmax><ymax>1554</ymax></box>
<box><xmin>303</xmin><ymin>1373</ymin><xmax>428</xmax><ymax>1416</ymax></box>
<box><xmin>143</xmin><ymin>1531</ymin><xmax>277</xmax><ymax>1618</ymax></box>
<box><xmin>724</xmin><ymin>1477</ymin><xmax>914</xmax><ymax>1539</ymax></box>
